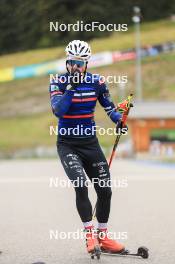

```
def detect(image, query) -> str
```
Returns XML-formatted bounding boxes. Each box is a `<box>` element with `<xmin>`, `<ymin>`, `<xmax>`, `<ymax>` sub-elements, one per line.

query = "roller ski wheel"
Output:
<box><xmin>90</xmin><ymin>245</ymin><xmax>101</xmax><ymax>260</ymax></box>
<box><xmin>137</xmin><ymin>247</ymin><xmax>149</xmax><ymax>259</ymax></box>
<box><xmin>101</xmin><ymin>246</ymin><xmax>149</xmax><ymax>259</ymax></box>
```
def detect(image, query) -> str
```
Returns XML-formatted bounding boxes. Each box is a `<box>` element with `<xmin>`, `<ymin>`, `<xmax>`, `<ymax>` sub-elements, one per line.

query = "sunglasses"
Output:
<box><xmin>67</xmin><ymin>60</ymin><xmax>86</xmax><ymax>68</ymax></box>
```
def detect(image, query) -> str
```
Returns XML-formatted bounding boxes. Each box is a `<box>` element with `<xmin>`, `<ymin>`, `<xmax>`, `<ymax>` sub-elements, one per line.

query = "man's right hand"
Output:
<box><xmin>66</xmin><ymin>70</ymin><xmax>82</xmax><ymax>91</ymax></box>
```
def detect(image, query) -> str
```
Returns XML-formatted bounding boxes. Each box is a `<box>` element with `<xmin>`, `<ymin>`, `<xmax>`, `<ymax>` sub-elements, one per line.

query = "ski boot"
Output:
<box><xmin>98</xmin><ymin>229</ymin><xmax>125</xmax><ymax>254</ymax></box>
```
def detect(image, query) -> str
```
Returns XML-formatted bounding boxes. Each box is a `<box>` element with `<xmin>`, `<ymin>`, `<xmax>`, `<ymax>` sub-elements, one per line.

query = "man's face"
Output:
<box><xmin>66</xmin><ymin>59</ymin><xmax>87</xmax><ymax>74</ymax></box>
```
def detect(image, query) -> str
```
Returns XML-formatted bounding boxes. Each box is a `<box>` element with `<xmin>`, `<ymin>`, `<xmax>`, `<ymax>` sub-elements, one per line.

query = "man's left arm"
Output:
<box><xmin>98</xmin><ymin>82</ymin><xmax>121</xmax><ymax>124</ymax></box>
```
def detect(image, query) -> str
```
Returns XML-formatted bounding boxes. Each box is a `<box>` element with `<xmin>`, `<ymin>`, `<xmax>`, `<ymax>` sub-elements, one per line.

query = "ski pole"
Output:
<box><xmin>108</xmin><ymin>93</ymin><xmax>133</xmax><ymax>166</ymax></box>
<box><xmin>92</xmin><ymin>93</ymin><xmax>134</xmax><ymax>219</ymax></box>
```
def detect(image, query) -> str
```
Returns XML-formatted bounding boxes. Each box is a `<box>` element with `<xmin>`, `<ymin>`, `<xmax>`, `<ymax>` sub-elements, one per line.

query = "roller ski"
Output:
<box><xmin>98</xmin><ymin>230</ymin><xmax>149</xmax><ymax>259</ymax></box>
<box><xmin>101</xmin><ymin>246</ymin><xmax>149</xmax><ymax>259</ymax></box>
<box><xmin>85</xmin><ymin>229</ymin><xmax>101</xmax><ymax>259</ymax></box>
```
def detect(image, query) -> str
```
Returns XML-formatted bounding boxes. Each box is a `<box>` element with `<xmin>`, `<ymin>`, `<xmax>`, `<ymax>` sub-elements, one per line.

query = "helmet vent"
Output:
<box><xmin>79</xmin><ymin>46</ymin><xmax>85</xmax><ymax>53</ymax></box>
<box><xmin>74</xmin><ymin>44</ymin><xmax>77</xmax><ymax>53</ymax></box>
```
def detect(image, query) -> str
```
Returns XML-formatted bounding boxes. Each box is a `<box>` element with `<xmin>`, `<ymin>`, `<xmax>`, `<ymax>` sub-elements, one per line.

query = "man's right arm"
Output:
<box><xmin>49</xmin><ymin>81</ymin><xmax>74</xmax><ymax>118</ymax></box>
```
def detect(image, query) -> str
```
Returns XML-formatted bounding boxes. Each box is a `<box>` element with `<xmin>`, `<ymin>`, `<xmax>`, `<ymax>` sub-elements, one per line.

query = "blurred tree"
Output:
<box><xmin>0</xmin><ymin>0</ymin><xmax>174</xmax><ymax>55</ymax></box>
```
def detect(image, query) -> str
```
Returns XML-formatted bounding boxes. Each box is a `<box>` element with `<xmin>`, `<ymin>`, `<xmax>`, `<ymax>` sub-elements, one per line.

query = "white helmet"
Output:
<box><xmin>65</xmin><ymin>40</ymin><xmax>91</xmax><ymax>61</ymax></box>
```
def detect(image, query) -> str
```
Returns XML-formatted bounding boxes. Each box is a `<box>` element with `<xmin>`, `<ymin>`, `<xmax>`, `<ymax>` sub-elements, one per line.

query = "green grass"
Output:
<box><xmin>0</xmin><ymin>113</ymin><xmax>56</xmax><ymax>155</ymax></box>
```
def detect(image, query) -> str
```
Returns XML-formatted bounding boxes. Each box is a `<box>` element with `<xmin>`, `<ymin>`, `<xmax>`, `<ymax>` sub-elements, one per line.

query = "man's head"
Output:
<box><xmin>65</xmin><ymin>40</ymin><xmax>91</xmax><ymax>75</ymax></box>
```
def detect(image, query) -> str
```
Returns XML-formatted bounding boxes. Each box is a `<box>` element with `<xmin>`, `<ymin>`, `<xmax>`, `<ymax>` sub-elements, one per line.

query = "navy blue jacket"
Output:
<box><xmin>49</xmin><ymin>72</ymin><xmax>121</xmax><ymax>137</ymax></box>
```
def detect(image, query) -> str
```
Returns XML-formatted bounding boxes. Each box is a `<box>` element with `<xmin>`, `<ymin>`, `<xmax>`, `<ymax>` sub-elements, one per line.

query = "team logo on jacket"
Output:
<box><xmin>50</xmin><ymin>85</ymin><xmax>59</xmax><ymax>92</ymax></box>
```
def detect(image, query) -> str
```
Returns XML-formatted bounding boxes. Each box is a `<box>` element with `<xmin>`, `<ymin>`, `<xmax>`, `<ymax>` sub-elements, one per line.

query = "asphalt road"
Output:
<box><xmin>0</xmin><ymin>159</ymin><xmax>175</xmax><ymax>264</ymax></box>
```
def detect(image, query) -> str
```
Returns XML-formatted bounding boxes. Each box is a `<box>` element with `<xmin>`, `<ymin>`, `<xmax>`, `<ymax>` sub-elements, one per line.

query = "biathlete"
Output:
<box><xmin>49</xmin><ymin>40</ymin><xmax>128</xmax><ymax>255</ymax></box>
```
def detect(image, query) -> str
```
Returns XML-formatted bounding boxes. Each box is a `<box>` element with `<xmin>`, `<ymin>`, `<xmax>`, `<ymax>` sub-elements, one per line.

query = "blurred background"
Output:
<box><xmin>0</xmin><ymin>0</ymin><xmax>175</xmax><ymax>161</ymax></box>
<box><xmin>1</xmin><ymin>3</ymin><xmax>175</xmax><ymax>263</ymax></box>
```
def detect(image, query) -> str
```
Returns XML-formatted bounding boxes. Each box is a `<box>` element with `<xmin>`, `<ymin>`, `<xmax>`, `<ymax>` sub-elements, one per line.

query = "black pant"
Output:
<box><xmin>57</xmin><ymin>136</ymin><xmax>112</xmax><ymax>223</ymax></box>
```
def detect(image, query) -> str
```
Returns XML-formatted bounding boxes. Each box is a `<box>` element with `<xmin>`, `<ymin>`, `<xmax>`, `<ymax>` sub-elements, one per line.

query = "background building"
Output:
<box><xmin>129</xmin><ymin>102</ymin><xmax>175</xmax><ymax>154</ymax></box>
